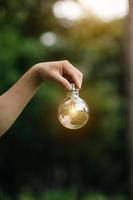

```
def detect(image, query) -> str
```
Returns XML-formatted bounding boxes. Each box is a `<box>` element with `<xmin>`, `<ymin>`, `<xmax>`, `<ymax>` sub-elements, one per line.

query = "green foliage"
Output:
<box><xmin>40</xmin><ymin>191</ymin><xmax>75</xmax><ymax>200</ymax></box>
<box><xmin>0</xmin><ymin>191</ymin><xmax>128</xmax><ymax>200</ymax></box>
<box><xmin>18</xmin><ymin>192</ymin><xmax>33</xmax><ymax>200</ymax></box>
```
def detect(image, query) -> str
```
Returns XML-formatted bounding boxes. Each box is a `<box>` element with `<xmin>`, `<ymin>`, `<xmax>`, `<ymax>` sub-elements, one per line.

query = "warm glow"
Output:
<box><xmin>53</xmin><ymin>0</ymin><xmax>128</xmax><ymax>21</ymax></box>
<box><xmin>79</xmin><ymin>0</ymin><xmax>128</xmax><ymax>21</ymax></box>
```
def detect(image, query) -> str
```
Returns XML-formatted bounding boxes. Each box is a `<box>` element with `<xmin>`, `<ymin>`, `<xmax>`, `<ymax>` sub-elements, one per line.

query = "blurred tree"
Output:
<box><xmin>127</xmin><ymin>0</ymin><xmax>133</xmax><ymax>198</ymax></box>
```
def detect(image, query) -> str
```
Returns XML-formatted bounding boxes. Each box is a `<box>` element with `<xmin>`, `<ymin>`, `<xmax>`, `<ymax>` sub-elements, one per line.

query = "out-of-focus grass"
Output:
<box><xmin>40</xmin><ymin>191</ymin><xmax>75</xmax><ymax>200</ymax></box>
<box><xmin>82</xmin><ymin>193</ymin><xmax>127</xmax><ymax>200</ymax></box>
<box><xmin>0</xmin><ymin>191</ymin><xmax>128</xmax><ymax>200</ymax></box>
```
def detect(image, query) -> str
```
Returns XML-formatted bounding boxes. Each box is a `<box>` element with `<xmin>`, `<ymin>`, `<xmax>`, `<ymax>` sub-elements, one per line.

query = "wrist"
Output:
<box><xmin>32</xmin><ymin>63</ymin><xmax>44</xmax><ymax>84</ymax></box>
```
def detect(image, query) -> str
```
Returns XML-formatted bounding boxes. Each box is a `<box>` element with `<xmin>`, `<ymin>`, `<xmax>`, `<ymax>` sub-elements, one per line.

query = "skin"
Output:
<box><xmin>0</xmin><ymin>60</ymin><xmax>83</xmax><ymax>137</ymax></box>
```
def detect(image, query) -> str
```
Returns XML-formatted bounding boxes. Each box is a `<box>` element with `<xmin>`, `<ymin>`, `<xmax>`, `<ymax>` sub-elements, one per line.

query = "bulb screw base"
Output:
<box><xmin>71</xmin><ymin>83</ymin><xmax>76</xmax><ymax>91</ymax></box>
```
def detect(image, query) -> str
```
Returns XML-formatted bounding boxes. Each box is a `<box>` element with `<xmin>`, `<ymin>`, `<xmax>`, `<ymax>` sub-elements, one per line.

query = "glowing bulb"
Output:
<box><xmin>57</xmin><ymin>84</ymin><xmax>89</xmax><ymax>129</ymax></box>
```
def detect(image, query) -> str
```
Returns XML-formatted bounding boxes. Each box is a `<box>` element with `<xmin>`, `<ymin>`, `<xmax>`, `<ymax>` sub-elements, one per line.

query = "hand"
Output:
<box><xmin>35</xmin><ymin>60</ymin><xmax>83</xmax><ymax>91</ymax></box>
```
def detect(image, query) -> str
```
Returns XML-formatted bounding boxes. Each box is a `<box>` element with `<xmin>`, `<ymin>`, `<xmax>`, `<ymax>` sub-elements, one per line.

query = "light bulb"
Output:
<box><xmin>57</xmin><ymin>83</ymin><xmax>89</xmax><ymax>129</ymax></box>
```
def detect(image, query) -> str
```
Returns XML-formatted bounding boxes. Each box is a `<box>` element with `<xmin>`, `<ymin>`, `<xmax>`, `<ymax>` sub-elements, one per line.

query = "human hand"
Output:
<box><xmin>35</xmin><ymin>60</ymin><xmax>83</xmax><ymax>91</ymax></box>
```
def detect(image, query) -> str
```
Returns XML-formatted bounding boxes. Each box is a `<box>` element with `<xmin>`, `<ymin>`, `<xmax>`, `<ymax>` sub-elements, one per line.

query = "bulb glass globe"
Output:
<box><xmin>57</xmin><ymin>84</ymin><xmax>89</xmax><ymax>129</ymax></box>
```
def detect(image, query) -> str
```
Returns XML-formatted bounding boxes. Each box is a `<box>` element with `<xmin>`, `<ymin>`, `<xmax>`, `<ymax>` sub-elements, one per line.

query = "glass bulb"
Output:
<box><xmin>57</xmin><ymin>83</ymin><xmax>89</xmax><ymax>129</ymax></box>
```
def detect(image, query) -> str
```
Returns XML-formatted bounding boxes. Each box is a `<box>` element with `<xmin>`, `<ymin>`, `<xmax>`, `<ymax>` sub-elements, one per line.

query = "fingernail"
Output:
<box><xmin>67</xmin><ymin>84</ymin><xmax>72</xmax><ymax>91</ymax></box>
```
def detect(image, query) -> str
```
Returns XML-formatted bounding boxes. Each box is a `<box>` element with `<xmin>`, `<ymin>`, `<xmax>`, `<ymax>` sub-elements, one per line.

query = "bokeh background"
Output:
<box><xmin>0</xmin><ymin>0</ymin><xmax>130</xmax><ymax>199</ymax></box>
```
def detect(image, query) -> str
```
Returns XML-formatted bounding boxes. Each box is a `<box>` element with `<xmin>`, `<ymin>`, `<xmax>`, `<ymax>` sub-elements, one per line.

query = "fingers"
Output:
<box><xmin>35</xmin><ymin>60</ymin><xmax>83</xmax><ymax>91</ymax></box>
<box><xmin>53</xmin><ymin>72</ymin><xmax>72</xmax><ymax>91</ymax></box>
<box><xmin>62</xmin><ymin>60</ymin><xmax>83</xmax><ymax>90</ymax></box>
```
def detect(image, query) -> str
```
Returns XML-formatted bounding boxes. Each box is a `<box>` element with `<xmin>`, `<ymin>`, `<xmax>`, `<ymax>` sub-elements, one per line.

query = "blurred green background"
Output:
<box><xmin>0</xmin><ymin>0</ymin><xmax>129</xmax><ymax>199</ymax></box>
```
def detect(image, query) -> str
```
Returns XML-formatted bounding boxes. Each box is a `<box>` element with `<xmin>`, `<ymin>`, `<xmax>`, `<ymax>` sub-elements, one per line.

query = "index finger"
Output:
<box><xmin>62</xmin><ymin>61</ymin><xmax>83</xmax><ymax>90</ymax></box>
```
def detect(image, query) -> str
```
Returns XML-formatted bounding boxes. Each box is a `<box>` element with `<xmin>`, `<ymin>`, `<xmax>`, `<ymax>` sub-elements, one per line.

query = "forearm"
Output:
<box><xmin>0</xmin><ymin>65</ymin><xmax>42</xmax><ymax>136</ymax></box>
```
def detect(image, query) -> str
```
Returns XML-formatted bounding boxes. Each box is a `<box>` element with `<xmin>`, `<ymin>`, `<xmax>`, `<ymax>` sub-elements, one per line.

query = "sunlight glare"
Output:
<box><xmin>40</xmin><ymin>32</ymin><xmax>57</xmax><ymax>46</ymax></box>
<box><xmin>79</xmin><ymin>0</ymin><xmax>128</xmax><ymax>21</ymax></box>
<box><xmin>53</xmin><ymin>0</ymin><xmax>82</xmax><ymax>20</ymax></box>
